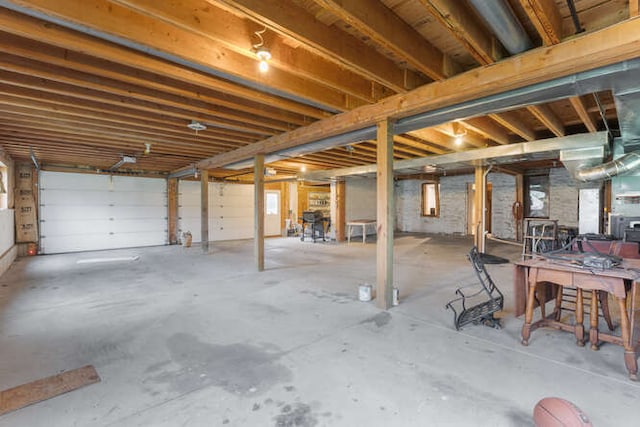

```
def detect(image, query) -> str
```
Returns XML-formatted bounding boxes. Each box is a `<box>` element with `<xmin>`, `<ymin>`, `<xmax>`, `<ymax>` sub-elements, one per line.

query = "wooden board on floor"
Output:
<box><xmin>0</xmin><ymin>365</ymin><xmax>100</xmax><ymax>416</ymax></box>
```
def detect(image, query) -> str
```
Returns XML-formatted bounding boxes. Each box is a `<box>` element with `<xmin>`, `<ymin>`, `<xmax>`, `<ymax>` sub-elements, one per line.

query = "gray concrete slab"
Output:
<box><xmin>0</xmin><ymin>234</ymin><xmax>639</xmax><ymax>426</ymax></box>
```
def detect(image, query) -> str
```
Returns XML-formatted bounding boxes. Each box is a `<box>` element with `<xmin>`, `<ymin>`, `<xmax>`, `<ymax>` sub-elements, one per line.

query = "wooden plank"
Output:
<box><xmin>519</xmin><ymin>0</ymin><xmax>563</xmax><ymax>45</ymax></box>
<box><xmin>314</xmin><ymin>0</ymin><xmax>449</xmax><ymax>80</ymax></box>
<box><xmin>489</xmin><ymin>112</ymin><xmax>536</xmax><ymax>141</ymax></box>
<box><xmin>569</xmin><ymin>96</ymin><xmax>598</xmax><ymax>132</ymax></box>
<box><xmin>5</xmin><ymin>0</ymin><xmax>351</xmax><ymax>112</ymax></box>
<box><xmin>200</xmin><ymin>169</ymin><xmax>209</xmax><ymax>253</ymax></box>
<box><xmin>376</xmin><ymin>119</ymin><xmax>394</xmax><ymax>310</ymax></box>
<box><xmin>0</xmin><ymin>7</ymin><xmax>326</xmax><ymax>119</ymax></box>
<box><xmin>167</xmin><ymin>178</ymin><xmax>178</xmax><ymax>245</ymax></box>
<box><xmin>111</xmin><ymin>0</ymin><xmax>382</xmax><ymax>104</ymax></box>
<box><xmin>0</xmin><ymin>365</ymin><xmax>100</xmax><ymax>416</ymax></box>
<box><xmin>218</xmin><ymin>0</ymin><xmax>426</xmax><ymax>92</ymax></box>
<box><xmin>419</xmin><ymin>0</ymin><xmax>498</xmax><ymax>65</ymax></box>
<box><xmin>632</xmin><ymin>1</ymin><xmax>640</xmax><ymax>17</ymax></box>
<box><xmin>473</xmin><ymin>166</ymin><xmax>487</xmax><ymax>252</ymax></box>
<box><xmin>332</xmin><ymin>180</ymin><xmax>346</xmax><ymax>242</ymax></box>
<box><xmin>254</xmin><ymin>154</ymin><xmax>265</xmax><ymax>271</ymax></box>
<box><xmin>196</xmin><ymin>17</ymin><xmax>640</xmax><ymax>170</ymax></box>
<box><xmin>527</xmin><ymin>104</ymin><xmax>565</xmax><ymax>137</ymax></box>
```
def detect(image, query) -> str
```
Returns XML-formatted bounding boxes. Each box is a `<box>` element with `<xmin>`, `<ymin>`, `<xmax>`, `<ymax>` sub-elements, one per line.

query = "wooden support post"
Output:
<box><xmin>515</xmin><ymin>173</ymin><xmax>524</xmax><ymax>242</ymax></box>
<box><xmin>474</xmin><ymin>166</ymin><xmax>488</xmax><ymax>253</ymax></box>
<box><xmin>331</xmin><ymin>179</ymin><xmax>346</xmax><ymax>241</ymax></box>
<box><xmin>200</xmin><ymin>169</ymin><xmax>209</xmax><ymax>253</ymax></box>
<box><xmin>631</xmin><ymin>1</ymin><xmax>639</xmax><ymax>17</ymax></box>
<box><xmin>167</xmin><ymin>178</ymin><xmax>178</xmax><ymax>245</ymax></box>
<box><xmin>254</xmin><ymin>154</ymin><xmax>265</xmax><ymax>271</ymax></box>
<box><xmin>376</xmin><ymin>119</ymin><xmax>394</xmax><ymax>310</ymax></box>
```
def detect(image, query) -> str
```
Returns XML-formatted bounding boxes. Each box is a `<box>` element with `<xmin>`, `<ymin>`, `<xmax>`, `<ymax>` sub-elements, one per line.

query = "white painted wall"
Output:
<box><xmin>0</xmin><ymin>209</ymin><xmax>16</xmax><ymax>277</ymax></box>
<box><xmin>345</xmin><ymin>178</ymin><xmax>377</xmax><ymax>237</ymax></box>
<box><xmin>0</xmin><ymin>209</ymin><xmax>14</xmax><ymax>256</ymax></box>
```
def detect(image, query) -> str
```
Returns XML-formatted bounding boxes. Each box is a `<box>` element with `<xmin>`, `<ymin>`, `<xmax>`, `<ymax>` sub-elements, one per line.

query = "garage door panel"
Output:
<box><xmin>41</xmin><ymin>204</ymin><xmax>110</xmax><ymax>221</ymax></box>
<box><xmin>109</xmin><ymin>192</ymin><xmax>166</xmax><ymax>206</ymax></box>
<box><xmin>42</xmin><ymin>219</ymin><xmax>112</xmax><ymax>236</ymax></box>
<box><xmin>40</xmin><ymin>171</ymin><xmax>167</xmax><ymax>253</ymax></box>
<box><xmin>42</xmin><ymin>172</ymin><xmax>109</xmax><ymax>190</ymax></box>
<box><xmin>178</xmin><ymin>181</ymin><xmax>254</xmax><ymax>243</ymax></box>
<box><xmin>41</xmin><ymin>189</ymin><xmax>111</xmax><ymax>205</ymax></box>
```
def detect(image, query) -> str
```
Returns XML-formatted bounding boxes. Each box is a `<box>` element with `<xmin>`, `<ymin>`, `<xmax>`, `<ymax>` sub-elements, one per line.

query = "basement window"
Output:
<box><xmin>524</xmin><ymin>175</ymin><xmax>550</xmax><ymax>218</ymax></box>
<box><xmin>422</xmin><ymin>182</ymin><xmax>440</xmax><ymax>217</ymax></box>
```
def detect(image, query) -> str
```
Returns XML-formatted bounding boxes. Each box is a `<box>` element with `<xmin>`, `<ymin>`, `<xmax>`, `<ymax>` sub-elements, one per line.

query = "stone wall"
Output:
<box><xmin>549</xmin><ymin>167</ymin><xmax>578</xmax><ymax>227</ymax></box>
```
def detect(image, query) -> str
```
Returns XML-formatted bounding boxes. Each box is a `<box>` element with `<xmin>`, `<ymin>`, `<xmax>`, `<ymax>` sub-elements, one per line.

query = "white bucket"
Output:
<box><xmin>358</xmin><ymin>284</ymin><xmax>372</xmax><ymax>301</ymax></box>
<box><xmin>392</xmin><ymin>287</ymin><xmax>399</xmax><ymax>306</ymax></box>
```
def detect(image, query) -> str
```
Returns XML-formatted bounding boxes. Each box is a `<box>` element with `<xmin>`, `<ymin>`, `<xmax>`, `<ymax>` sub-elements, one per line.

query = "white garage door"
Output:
<box><xmin>40</xmin><ymin>172</ymin><xmax>167</xmax><ymax>254</ymax></box>
<box><xmin>178</xmin><ymin>181</ymin><xmax>254</xmax><ymax>242</ymax></box>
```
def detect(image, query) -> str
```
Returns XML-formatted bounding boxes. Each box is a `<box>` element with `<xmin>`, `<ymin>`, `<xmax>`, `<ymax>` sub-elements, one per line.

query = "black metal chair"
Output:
<box><xmin>445</xmin><ymin>247</ymin><xmax>505</xmax><ymax>330</ymax></box>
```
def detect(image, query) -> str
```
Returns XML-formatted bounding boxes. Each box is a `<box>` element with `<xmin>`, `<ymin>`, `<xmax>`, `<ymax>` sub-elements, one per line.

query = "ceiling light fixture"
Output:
<box><xmin>144</xmin><ymin>143</ymin><xmax>151</xmax><ymax>155</ymax></box>
<box><xmin>452</xmin><ymin>122</ymin><xmax>467</xmax><ymax>146</ymax></box>
<box><xmin>252</xmin><ymin>27</ymin><xmax>271</xmax><ymax>73</ymax></box>
<box><xmin>187</xmin><ymin>120</ymin><xmax>207</xmax><ymax>132</ymax></box>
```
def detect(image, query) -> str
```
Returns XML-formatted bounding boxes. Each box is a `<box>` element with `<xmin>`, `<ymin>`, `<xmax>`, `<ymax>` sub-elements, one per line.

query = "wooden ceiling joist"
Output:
<box><xmin>195</xmin><ymin>17</ymin><xmax>640</xmax><ymax>169</ymax></box>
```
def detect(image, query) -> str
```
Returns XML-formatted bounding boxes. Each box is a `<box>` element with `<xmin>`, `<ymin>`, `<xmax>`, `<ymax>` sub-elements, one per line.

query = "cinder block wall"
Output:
<box><xmin>490</xmin><ymin>173</ymin><xmax>516</xmax><ymax>240</ymax></box>
<box><xmin>351</xmin><ymin>168</ymin><xmax>578</xmax><ymax>239</ymax></box>
<box><xmin>345</xmin><ymin>178</ymin><xmax>377</xmax><ymax>237</ymax></box>
<box><xmin>549</xmin><ymin>168</ymin><xmax>578</xmax><ymax>227</ymax></box>
<box><xmin>395</xmin><ymin>175</ymin><xmax>469</xmax><ymax>235</ymax></box>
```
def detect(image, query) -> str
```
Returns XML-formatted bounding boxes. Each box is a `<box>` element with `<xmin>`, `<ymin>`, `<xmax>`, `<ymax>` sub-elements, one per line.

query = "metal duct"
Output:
<box><xmin>575</xmin><ymin>151</ymin><xmax>640</xmax><ymax>182</ymax></box>
<box><xmin>468</xmin><ymin>0</ymin><xmax>532</xmax><ymax>55</ymax></box>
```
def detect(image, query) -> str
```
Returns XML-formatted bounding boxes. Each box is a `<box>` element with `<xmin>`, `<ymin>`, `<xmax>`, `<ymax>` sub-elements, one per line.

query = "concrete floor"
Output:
<box><xmin>0</xmin><ymin>234</ymin><xmax>639</xmax><ymax>426</ymax></box>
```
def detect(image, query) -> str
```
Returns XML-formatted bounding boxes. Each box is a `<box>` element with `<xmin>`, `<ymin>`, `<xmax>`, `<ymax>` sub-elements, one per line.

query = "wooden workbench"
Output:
<box><xmin>514</xmin><ymin>257</ymin><xmax>640</xmax><ymax>380</ymax></box>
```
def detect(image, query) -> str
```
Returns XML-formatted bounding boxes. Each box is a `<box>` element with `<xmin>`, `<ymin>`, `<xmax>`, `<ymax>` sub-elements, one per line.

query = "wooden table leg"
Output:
<box><xmin>521</xmin><ymin>275</ymin><xmax>539</xmax><ymax>346</ymax></box>
<box><xmin>590</xmin><ymin>290</ymin><xmax>600</xmax><ymax>350</ymax></box>
<box><xmin>618</xmin><ymin>296</ymin><xmax>639</xmax><ymax>381</ymax></box>
<box><xmin>575</xmin><ymin>288</ymin><xmax>585</xmax><ymax>347</ymax></box>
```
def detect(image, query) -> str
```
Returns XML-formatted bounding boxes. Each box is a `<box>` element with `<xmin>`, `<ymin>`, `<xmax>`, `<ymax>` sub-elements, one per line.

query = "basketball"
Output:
<box><xmin>533</xmin><ymin>397</ymin><xmax>592</xmax><ymax>427</ymax></box>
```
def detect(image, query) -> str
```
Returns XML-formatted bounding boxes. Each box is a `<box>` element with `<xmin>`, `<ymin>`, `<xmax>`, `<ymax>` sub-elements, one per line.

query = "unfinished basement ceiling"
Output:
<box><xmin>0</xmin><ymin>1</ymin><xmax>634</xmax><ymax>180</ymax></box>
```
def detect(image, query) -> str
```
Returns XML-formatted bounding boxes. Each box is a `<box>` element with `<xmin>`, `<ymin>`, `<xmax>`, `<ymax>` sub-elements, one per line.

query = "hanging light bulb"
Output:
<box><xmin>253</xmin><ymin>27</ymin><xmax>271</xmax><ymax>73</ymax></box>
<box><xmin>256</xmin><ymin>47</ymin><xmax>271</xmax><ymax>73</ymax></box>
<box><xmin>144</xmin><ymin>143</ymin><xmax>151</xmax><ymax>155</ymax></box>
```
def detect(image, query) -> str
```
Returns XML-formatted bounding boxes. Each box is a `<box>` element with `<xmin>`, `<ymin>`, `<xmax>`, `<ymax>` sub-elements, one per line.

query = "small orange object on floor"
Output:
<box><xmin>533</xmin><ymin>397</ymin><xmax>592</xmax><ymax>427</ymax></box>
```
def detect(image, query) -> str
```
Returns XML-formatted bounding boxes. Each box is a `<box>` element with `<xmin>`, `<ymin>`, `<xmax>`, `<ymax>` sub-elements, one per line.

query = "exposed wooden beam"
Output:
<box><xmin>519</xmin><ymin>0</ymin><xmax>563</xmax><ymax>45</ymax></box>
<box><xmin>167</xmin><ymin>178</ymin><xmax>178</xmax><ymax>245</ymax></box>
<box><xmin>200</xmin><ymin>169</ymin><xmax>209</xmax><ymax>253</ymax></box>
<box><xmin>569</xmin><ymin>96</ymin><xmax>598</xmax><ymax>132</ymax></box>
<box><xmin>254</xmin><ymin>154</ymin><xmax>265</xmax><ymax>271</ymax></box>
<box><xmin>527</xmin><ymin>104</ymin><xmax>565</xmax><ymax>137</ymax></box>
<box><xmin>111</xmin><ymin>0</ymin><xmax>384</xmax><ymax>104</ymax></box>
<box><xmin>196</xmin><ymin>17</ymin><xmax>640</xmax><ymax>170</ymax></box>
<box><xmin>376</xmin><ymin>119</ymin><xmax>394</xmax><ymax>310</ymax></box>
<box><xmin>419</xmin><ymin>0</ymin><xmax>499</xmax><ymax>65</ymax></box>
<box><xmin>0</xmin><ymin>7</ymin><xmax>328</xmax><ymax>119</ymax></box>
<box><xmin>314</xmin><ymin>0</ymin><xmax>450</xmax><ymax>80</ymax></box>
<box><xmin>2</xmin><ymin>0</ymin><xmax>355</xmax><ymax>111</ymax></box>
<box><xmin>460</xmin><ymin>117</ymin><xmax>513</xmax><ymax>145</ymax></box>
<box><xmin>216</xmin><ymin>0</ymin><xmax>426</xmax><ymax>92</ymax></box>
<box><xmin>0</xmin><ymin>31</ymin><xmax>311</xmax><ymax>128</ymax></box>
<box><xmin>488</xmin><ymin>112</ymin><xmax>537</xmax><ymax>141</ymax></box>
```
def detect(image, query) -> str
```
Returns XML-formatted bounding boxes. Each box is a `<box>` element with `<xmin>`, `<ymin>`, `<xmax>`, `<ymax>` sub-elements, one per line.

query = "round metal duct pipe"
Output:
<box><xmin>576</xmin><ymin>151</ymin><xmax>640</xmax><ymax>181</ymax></box>
<box><xmin>468</xmin><ymin>0</ymin><xmax>533</xmax><ymax>55</ymax></box>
